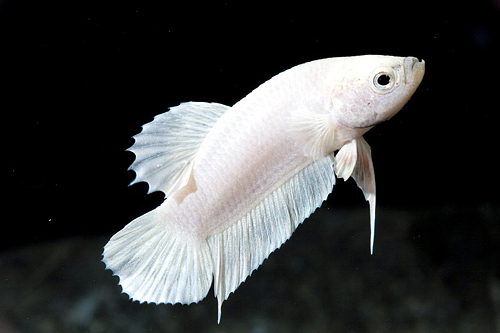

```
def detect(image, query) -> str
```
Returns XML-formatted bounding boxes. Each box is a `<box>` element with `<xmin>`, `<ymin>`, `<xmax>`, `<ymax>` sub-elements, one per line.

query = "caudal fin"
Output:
<box><xmin>102</xmin><ymin>203</ymin><xmax>214</xmax><ymax>305</ymax></box>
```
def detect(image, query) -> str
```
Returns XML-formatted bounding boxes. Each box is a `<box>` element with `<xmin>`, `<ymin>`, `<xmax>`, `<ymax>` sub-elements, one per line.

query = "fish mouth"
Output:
<box><xmin>404</xmin><ymin>57</ymin><xmax>425</xmax><ymax>86</ymax></box>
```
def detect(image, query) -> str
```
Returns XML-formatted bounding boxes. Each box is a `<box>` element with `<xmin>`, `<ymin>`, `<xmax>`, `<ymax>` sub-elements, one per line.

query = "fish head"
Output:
<box><xmin>330</xmin><ymin>55</ymin><xmax>425</xmax><ymax>129</ymax></box>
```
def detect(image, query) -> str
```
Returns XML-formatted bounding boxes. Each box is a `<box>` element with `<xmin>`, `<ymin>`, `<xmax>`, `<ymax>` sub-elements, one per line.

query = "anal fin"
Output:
<box><xmin>207</xmin><ymin>154</ymin><xmax>337</xmax><ymax>322</ymax></box>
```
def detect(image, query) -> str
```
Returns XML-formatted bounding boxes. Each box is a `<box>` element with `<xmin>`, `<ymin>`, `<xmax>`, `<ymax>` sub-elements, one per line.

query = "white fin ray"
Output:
<box><xmin>333</xmin><ymin>139</ymin><xmax>358</xmax><ymax>180</ymax></box>
<box><xmin>102</xmin><ymin>204</ymin><xmax>214</xmax><ymax>305</ymax></box>
<box><xmin>289</xmin><ymin>109</ymin><xmax>335</xmax><ymax>160</ymax></box>
<box><xmin>128</xmin><ymin>102</ymin><xmax>230</xmax><ymax>196</ymax></box>
<box><xmin>207</xmin><ymin>154</ymin><xmax>336</xmax><ymax>323</ymax></box>
<box><xmin>334</xmin><ymin>137</ymin><xmax>376</xmax><ymax>254</ymax></box>
<box><xmin>351</xmin><ymin>137</ymin><xmax>376</xmax><ymax>254</ymax></box>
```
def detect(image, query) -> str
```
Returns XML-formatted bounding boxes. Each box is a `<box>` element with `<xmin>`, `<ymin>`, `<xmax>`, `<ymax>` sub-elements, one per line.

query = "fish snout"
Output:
<box><xmin>404</xmin><ymin>57</ymin><xmax>425</xmax><ymax>85</ymax></box>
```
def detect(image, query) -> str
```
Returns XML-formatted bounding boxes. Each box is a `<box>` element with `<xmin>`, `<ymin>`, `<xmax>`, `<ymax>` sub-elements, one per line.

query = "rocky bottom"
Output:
<box><xmin>0</xmin><ymin>205</ymin><xmax>499</xmax><ymax>332</ymax></box>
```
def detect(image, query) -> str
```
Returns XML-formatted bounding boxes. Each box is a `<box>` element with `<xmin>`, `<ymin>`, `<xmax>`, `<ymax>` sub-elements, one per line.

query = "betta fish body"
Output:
<box><xmin>103</xmin><ymin>55</ymin><xmax>425</xmax><ymax>322</ymax></box>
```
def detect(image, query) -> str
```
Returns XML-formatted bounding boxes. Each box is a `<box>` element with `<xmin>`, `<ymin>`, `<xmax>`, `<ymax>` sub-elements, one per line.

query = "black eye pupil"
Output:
<box><xmin>377</xmin><ymin>74</ymin><xmax>391</xmax><ymax>86</ymax></box>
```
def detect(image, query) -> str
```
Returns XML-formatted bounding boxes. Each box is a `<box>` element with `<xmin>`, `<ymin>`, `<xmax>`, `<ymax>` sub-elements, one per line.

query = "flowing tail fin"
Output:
<box><xmin>102</xmin><ymin>203</ymin><xmax>214</xmax><ymax>305</ymax></box>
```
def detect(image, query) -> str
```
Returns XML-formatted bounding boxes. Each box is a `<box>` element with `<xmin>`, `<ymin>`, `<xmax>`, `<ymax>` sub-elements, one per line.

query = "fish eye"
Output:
<box><xmin>376</xmin><ymin>74</ymin><xmax>391</xmax><ymax>86</ymax></box>
<box><xmin>370</xmin><ymin>66</ymin><xmax>397</xmax><ymax>93</ymax></box>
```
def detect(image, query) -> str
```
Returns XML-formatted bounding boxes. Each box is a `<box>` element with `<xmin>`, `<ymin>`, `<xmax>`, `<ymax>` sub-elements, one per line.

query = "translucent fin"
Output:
<box><xmin>288</xmin><ymin>109</ymin><xmax>335</xmax><ymax>159</ymax></box>
<box><xmin>334</xmin><ymin>137</ymin><xmax>376</xmax><ymax>254</ymax></box>
<box><xmin>128</xmin><ymin>102</ymin><xmax>230</xmax><ymax>196</ymax></box>
<box><xmin>333</xmin><ymin>139</ymin><xmax>357</xmax><ymax>180</ymax></box>
<box><xmin>207</xmin><ymin>154</ymin><xmax>336</xmax><ymax>322</ymax></box>
<box><xmin>351</xmin><ymin>137</ymin><xmax>376</xmax><ymax>254</ymax></box>
<box><xmin>102</xmin><ymin>203</ymin><xmax>214</xmax><ymax>305</ymax></box>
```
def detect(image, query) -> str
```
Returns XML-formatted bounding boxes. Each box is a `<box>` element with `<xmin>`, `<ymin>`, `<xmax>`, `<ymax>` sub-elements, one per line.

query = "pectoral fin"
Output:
<box><xmin>288</xmin><ymin>109</ymin><xmax>335</xmax><ymax>160</ymax></box>
<box><xmin>334</xmin><ymin>137</ymin><xmax>376</xmax><ymax>254</ymax></box>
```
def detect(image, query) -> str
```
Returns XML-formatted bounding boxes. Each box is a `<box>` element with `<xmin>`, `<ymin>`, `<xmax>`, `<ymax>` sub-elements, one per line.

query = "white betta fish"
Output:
<box><xmin>103</xmin><ymin>55</ymin><xmax>425</xmax><ymax>322</ymax></box>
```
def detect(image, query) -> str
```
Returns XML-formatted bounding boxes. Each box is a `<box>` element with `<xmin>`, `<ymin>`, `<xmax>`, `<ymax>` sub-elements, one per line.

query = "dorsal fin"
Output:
<box><xmin>127</xmin><ymin>102</ymin><xmax>230</xmax><ymax>197</ymax></box>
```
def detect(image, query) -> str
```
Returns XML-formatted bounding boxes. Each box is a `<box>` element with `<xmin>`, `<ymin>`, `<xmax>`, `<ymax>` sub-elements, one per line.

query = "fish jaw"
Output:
<box><xmin>404</xmin><ymin>57</ymin><xmax>425</xmax><ymax>87</ymax></box>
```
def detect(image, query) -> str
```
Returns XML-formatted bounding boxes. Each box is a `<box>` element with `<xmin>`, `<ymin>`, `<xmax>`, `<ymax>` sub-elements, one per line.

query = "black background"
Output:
<box><xmin>2</xmin><ymin>0</ymin><xmax>499</xmax><ymax>247</ymax></box>
<box><xmin>1</xmin><ymin>0</ymin><xmax>500</xmax><ymax>331</ymax></box>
